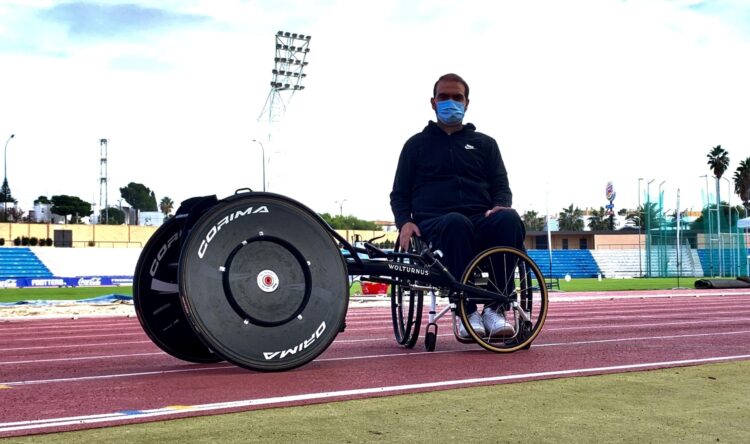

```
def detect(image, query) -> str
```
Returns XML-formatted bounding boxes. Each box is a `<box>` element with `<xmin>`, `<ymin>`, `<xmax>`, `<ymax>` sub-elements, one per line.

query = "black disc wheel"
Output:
<box><xmin>133</xmin><ymin>217</ymin><xmax>222</xmax><ymax>363</ymax></box>
<box><xmin>456</xmin><ymin>247</ymin><xmax>548</xmax><ymax>353</ymax></box>
<box><xmin>178</xmin><ymin>192</ymin><xmax>349</xmax><ymax>371</ymax></box>
<box><xmin>390</xmin><ymin>236</ymin><xmax>425</xmax><ymax>348</ymax></box>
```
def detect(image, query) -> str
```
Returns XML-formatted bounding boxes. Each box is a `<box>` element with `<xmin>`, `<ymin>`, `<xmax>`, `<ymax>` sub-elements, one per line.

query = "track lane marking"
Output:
<box><xmin>2</xmin><ymin>364</ymin><xmax>235</xmax><ymax>386</ymax></box>
<box><xmin>5</xmin><ymin>329</ymin><xmax>749</xmax><ymax>383</ymax></box>
<box><xmin>2</xmin><ymin>354</ymin><xmax>749</xmax><ymax>434</ymax></box>
<box><xmin>0</xmin><ymin>352</ymin><xmax>163</xmax><ymax>365</ymax></box>
<box><xmin>0</xmin><ymin>341</ymin><xmax>153</xmax><ymax>352</ymax></box>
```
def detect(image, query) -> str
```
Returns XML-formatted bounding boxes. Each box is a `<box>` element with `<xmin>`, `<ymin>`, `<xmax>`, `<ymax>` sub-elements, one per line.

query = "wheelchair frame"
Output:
<box><xmin>134</xmin><ymin>190</ymin><xmax>548</xmax><ymax>372</ymax></box>
<box><xmin>336</xmin><ymin>231</ymin><xmax>548</xmax><ymax>353</ymax></box>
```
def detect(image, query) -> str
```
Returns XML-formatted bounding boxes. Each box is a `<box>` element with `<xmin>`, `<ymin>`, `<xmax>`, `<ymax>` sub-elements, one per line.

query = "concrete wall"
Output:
<box><xmin>0</xmin><ymin>223</ymin><xmax>157</xmax><ymax>248</ymax></box>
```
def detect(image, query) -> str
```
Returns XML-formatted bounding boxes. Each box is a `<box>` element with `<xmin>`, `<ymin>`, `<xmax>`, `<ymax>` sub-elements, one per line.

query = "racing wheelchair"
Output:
<box><xmin>133</xmin><ymin>190</ymin><xmax>549</xmax><ymax>372</ymax></box>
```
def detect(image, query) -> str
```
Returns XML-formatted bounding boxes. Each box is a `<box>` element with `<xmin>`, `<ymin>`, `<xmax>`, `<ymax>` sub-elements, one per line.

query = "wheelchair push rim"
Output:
<box><xmin>390</xmin><ymin>235</ymin><xmax>425</xmax><ymax>348</ymax></box>
<box><xmin>456</xmin><ymin>246</ymin><xmax>549</xmax><ymax>353</ymax></box>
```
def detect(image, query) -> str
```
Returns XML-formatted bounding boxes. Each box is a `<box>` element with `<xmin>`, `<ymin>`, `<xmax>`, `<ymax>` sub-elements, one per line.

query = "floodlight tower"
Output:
<box><xmin>99</xmin><ymin>139</ymin><xmax>108</xmax><ymax>224</ymax></box>
<box><xmin>257</xmin><ymin>31</ymin><xmax>311</xmax><ymax>190</ymax></box>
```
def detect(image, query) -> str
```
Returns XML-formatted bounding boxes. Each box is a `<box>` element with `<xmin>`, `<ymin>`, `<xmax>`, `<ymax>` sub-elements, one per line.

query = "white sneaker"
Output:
<box><xmin>458</xmin><ymin>311</ymin><xmax>486</xmax><ymax>339</ymax></box>
<box><xmin>482</xmin><ymin>308</ymin><xmax>515</xmax><ymax>337</ymax></box>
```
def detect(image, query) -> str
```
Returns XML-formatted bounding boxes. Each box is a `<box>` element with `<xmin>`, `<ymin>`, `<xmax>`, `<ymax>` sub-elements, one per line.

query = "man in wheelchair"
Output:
<box><xmin>390</xmin><ymin>73</ymin><xmax>526</xmax><ymax>340</ymax></box>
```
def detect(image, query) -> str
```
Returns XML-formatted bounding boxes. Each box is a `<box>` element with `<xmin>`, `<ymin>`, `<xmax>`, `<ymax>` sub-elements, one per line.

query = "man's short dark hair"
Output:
<box><xmin>433</xmin><ymin>73</ymin><xmax>470</xmax><ymax>99</ymax></box>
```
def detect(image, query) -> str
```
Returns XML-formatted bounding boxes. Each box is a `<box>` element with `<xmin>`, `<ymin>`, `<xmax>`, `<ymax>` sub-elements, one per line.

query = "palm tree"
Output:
<box><xmin>587</xmin><ymin>206</ymin><xmax>613</xmax><ymax>231</ymax></box>
<box><xmin>521</xmin><ymin>210</ymin><xmax>546</xmax><ymax>231</ymax></box>
<box><xmin>558</xmin><ymin>204</ymin><xmax>584</xmax><ymax>231</ymax></box>
<box><xmin>707</xmin><ymin>145</ymin><xmax>730</xmax><ymax>228</ymax></box>
<box><xmin>733</xmin><ymin>157</ymin><xmax>750</xmax><ymax>211</ymax></box>
<box><xmin>159</xmin><ymin>196</ymin><xmax>174</xmax><ymax>219</ymax></box>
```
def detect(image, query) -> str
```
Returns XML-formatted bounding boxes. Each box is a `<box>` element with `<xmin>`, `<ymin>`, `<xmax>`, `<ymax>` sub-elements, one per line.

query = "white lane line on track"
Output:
<box><xmin>0</xmin><ymin>327</ymin><xmax>143</xmax><ymax>337</ymax></box>
<box><xmin>0</xmin><ymin>341</ymin><xmax>153</xmax><ymax>352</ymax></box>
<box><xmin>7</xmin><ymin>309</ymin><xmax>748</xmax><ymax>342</ymax></box>
<box><xmin>0</xmin><ymin>352</ymin><xmax>163</xmax><ymax>365</ymax></box>
<box><xmin>335</xmin><ymin>325</ymin><xmax>750</xmax><ymax>346</ymax></box>
<box><xmin>0</xmin><ymin>322</ymin><xmax>139</xmax><ymax>332</ymax></box>
<box><xmin>0</xmin><ymin>332</ymin><xmax>144</xmax><ymax>343</ymax></box>
<box><xmin>4</xmin><ymin>329</ymin><xmax>750</xmax><ymax>384</ymax></box>
<box><xmin>340</xmin><ymin>316</ymin><xmax>750</xmax><ymax>334</ymax></box>
<box><xmin>324</xmin><ymin>330</ymin><xmax>750</xmax><ymax>361</ymax></box>
<box><xmin>1</xmin><ymin>353</ymin><xmax>749</xmax><ymax>434</ymax></box>
<box><xmin>2</xmin><ymin>364</ymin><xmax>235</xmax><ymax>386</ymax></box>
<box><xmin>535</xmin><ymin>329</ymin><xmax>750</xmax><ymax>347</ymax></box>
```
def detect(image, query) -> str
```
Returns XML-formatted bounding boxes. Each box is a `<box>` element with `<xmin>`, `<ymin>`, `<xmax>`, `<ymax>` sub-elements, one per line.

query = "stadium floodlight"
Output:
<box><xmin>257</xmin><ymin>30</ymin><xmax>312</xmax><ymax>191</ymax></box>
<box><xmin>258</xmin><ymin>30</ymin><xmax>312</xmax><ymax>126</ymax></box>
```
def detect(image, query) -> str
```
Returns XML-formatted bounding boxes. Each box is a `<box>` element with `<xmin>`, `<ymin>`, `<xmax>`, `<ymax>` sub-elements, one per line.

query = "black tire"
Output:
<box><xmin>390</xmin><ymin>236</ymin><xmax>424</xmax><ymax>348</ymax></box>
<box><xmin>457</xmin><ymin>247</ymin><xmax>548</xmax><ymax>353</ymax></box>
<box><xmin>133</xmin><ymin>217</ymin><xmax>222</xmax><ymax>363</ymax></box>
<box><xmin>178</xmin><ymin>192</ymin><xmax>348</xmax><ymax>371</ymax></box>
<box><xmin>425</xmin><ymin>331</ymin><xmax>437</xmax><ymax>352</ymax></box>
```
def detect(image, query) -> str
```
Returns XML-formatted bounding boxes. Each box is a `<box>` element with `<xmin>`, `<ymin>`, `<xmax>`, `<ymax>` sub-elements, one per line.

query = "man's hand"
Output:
<box><xmin>485</xmin><ymin>205</ymin><xmax>511</xmax><ymax>217</ymax></box>
<box><xmin>398</xmin><ymin>222</ymin><xmax>421</xmax><ymax>251</ymax></box>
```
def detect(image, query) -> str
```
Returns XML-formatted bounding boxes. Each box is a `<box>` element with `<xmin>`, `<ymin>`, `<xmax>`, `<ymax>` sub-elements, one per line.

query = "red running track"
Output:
<box><xmin>1</xmin><ymin>289</ymin><xmax>750</xmax><ymax>437</ymax></box>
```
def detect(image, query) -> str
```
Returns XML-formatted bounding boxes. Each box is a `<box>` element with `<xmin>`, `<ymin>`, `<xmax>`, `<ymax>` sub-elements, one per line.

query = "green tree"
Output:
<box><xmin>51</xmin><ymin>195</ymin><xmax>92</xmax><ymax>224</ymax></box>
<box><xmin>587</xmin><ymin>206</ymin><xmax>614</xmax><ymax>231</ymax></box>
<box><xmin>626</xmin><ymin>205</ymin><xmax>645</xmax><ymax>227</ymax></box>
<box><xmin>558</xmin><ymin>204</ymin><xmax>584</xmax><ymax>231</ymax></box>
<box><xmin>159</xmin><ymin>196</ymin><xmax>174</xmax><ymax>219</ymax></box>
<box><xmin>733</xmin><ymin>157</ymin><xmax>750</xmax><ymax>210</ymax></box>
<box><xmin>318</xmin><ymin>213</ymin><xmax>379</xmax><ymax>230</ymax></box>
<box><xmin>34</xmin><ymin>195</ymin><xmax>51</xmax><ymax>205</ymax></box>
<box><xmin>521</xmin><ymin>210</ymin><xmax>545</xmax><ymax>231</ymax></box>
<box><xmin>692</xmin><ymin>202</ymin><xmax>738</xmax><ymax>231</ymax></box>
<box><xmin>707</xmin><ymin>145</ymin><xmax>730</xmax><ymax>222</ymax></box>
<box><xmin>100</xmin><ymin>207</ymin><xmax>125</xmax><ymax>225</ymax></box>
<box><xmin>120</xmin><ymin>183</ymin><xmax>157</xmax><ymax>211</ymax></box>
<box><xmin>120</xmin><ymin>182</ymin><xmax>157</xmax><ymax>225</ymax></box>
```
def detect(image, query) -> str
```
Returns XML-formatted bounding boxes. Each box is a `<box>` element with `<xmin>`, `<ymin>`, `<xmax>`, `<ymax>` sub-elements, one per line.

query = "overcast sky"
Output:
<box><xmin>1</xmin><ymin>0</ymin><xmax>749</xmax><ymax>221</ymax></box>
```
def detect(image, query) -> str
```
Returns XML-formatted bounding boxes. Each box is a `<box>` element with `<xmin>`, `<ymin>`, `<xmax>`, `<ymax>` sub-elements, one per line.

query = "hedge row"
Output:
<box><xmin>0</xmin><ymin>237</ymin><xmax>54</xmax><ymax>247</ymax></box>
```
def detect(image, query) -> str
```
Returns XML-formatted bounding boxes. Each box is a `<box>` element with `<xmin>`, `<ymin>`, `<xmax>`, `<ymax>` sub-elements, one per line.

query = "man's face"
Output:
<box><xmin>431</xmin><ymin>80</ymin><xmax>469</xmax><ymax>111</ymax></box>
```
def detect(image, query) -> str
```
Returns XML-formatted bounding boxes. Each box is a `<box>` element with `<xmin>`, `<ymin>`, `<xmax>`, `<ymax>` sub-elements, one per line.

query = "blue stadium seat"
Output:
<box><xmin>527</xmin><ymin>249</ymin><xmax>602</xmax><ymax>278</ymax></box>
<box><xmin>0</xmin><ymin>248</ymin><xmax>53</xmax><ymax>278</ymax></box>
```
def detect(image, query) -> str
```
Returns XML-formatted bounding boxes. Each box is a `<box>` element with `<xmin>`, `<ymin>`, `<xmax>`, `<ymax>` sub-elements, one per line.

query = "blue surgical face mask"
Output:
<box><xmin>436</xmin><ymin>99</ymin><xmax>465</xmax><ymax>125</ymax></box>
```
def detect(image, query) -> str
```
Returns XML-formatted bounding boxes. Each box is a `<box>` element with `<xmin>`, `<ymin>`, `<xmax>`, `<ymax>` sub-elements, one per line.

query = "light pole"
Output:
<box><xmin>700</xmin><ymin>174</ymin><xmax>714</xmax><ymax>276</ymax></box>
<box><xmin>335</xmin><ymin>199</ymin><xmax>347</xmax><ymax>217</ymax></box>
<box><xmin>251</xmin><ymin>139</ymin><xmax>267</xmax><ymax>192</ymax></box>
<box><xmin>637</xmin><ymin>178</ymin><xmax>644</xmax><ymax>277</ymax></box>
<box><xmin>3</xmin><ymin>134</ymin><xmax>15</xmax><ymax>222</ymax></box>
<box><xmin>658</xmin><ymin>180</ymin><xmax>666</xmax><ymax>276</ymax></box>
<box><xmin>723</xmin><ymin>176</ymin><xmax>735</xmax><ymax>276</ymax></box>
<box><xmin>646</xmin><ymin>179</ymin><xmax>655</xmax><ymax>277</ymax></box>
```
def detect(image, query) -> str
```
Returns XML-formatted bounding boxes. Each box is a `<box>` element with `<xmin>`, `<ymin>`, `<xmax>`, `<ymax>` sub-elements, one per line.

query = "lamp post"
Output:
<box><xmin>700</xmin><ymin>174</ymin><xmax>714</xmax><ymax>276</ymax></box>
<box><xmin>658</xmin><ymin>180</ymin><xmax>666</xmax><ymax>276</ymax></box>
<box><xmin>335</xmin><ymin>199</ymin><xmax>347</xmax><ymax>217</ymax></box>
<box><xmin>723</xmin><ymin>176</ymin><xmax>735</xmax><ymax>276</ymax></box>
<box><xmin>251</xmin><ymin>139</ymin><xmax>267</xmax><ymax>192</ymax></box>
<box><xmin>638</xmin><ymin>178</ymin><xmax>644</xmax><ymax>277</ymax></box>
<box><xmin>3</xmin><ymin>134</ymin><xmax>15</xmax><ymax>222</ymax></box>
<box><xmin>646</xmin><ymin>179</ymin><xmax>655</xmax><ymax>277</ymax></box>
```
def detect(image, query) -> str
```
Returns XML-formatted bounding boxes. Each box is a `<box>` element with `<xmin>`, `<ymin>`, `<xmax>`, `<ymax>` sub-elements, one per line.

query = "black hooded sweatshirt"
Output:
<box><xmin>390</xmin><ymin>121</ymin><xmax>512</xmax><ymax>229</ymax></box>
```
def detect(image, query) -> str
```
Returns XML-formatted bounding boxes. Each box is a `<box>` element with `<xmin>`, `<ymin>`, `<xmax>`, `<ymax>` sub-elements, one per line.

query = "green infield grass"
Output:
<box><xmin>0</xmin><ymin>286</ymin><xmax>132</xmax><ymax>303</ymax></box>
<box><xmin>556</xmin><ymin>277</ymin><xmax>703</xmax><ymax>292</ymax></box>
<box><xmin>4</xmin><ymin>360</ymin><xmax>748</xmax><ymax>443</ymax></box>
